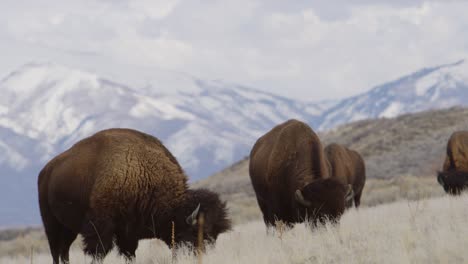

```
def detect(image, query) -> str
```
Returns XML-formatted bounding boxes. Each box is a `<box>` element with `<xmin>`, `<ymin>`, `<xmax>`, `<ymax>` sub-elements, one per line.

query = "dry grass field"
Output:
<box><xmin>1</xmin><ymin>193</ymin><xmax>467</xmax><ymax>264</ymax></box>
<box><xmin>1</xmin><ymin>107</ymin><xmax>467</xmax><ymax>263</ymax></box>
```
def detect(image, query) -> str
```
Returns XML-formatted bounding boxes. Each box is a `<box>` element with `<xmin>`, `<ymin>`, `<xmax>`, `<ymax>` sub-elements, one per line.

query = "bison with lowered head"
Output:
<box><xmin>325</xmin><ymin>143</ymin><xmax>366</xmax><ymax>208</ymax></box>
<box><xmin>438</xmin><ymin>131</ymin><xmax>468</xmax><ymax>195</ymax></box>
<box><xmin>249</xmin><ymin>119</ymin><xmax>353</xmax><ymax>227</ymax></box>
<box><xmin>38</xmin><ymin>128</ymin><xmax>231</xmax><ymax>264</ymax></box>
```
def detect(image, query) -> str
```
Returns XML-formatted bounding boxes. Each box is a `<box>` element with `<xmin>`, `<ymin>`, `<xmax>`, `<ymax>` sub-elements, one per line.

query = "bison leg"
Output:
<box><xmin>40</xmin><ymin>198</ymin><xmax>76</xmax><ymax>264</ymax></box>
<box><xmin>81</xmin><ymin>219</ymin><xmax>115</xmax><ymax>262</ymax></box>
<box><xmin>115</xmin><ymin>230</ymin><xmax>139</xmax><ymax>262</ymax></box>
<box><xmin>42</xmin><ymin>220</ymin><xmax>60</xmax><ymax>264</ymax></box>
<box><xmin>256</xmin><ymin>197</ymin><xmax>275</xmax><ymax>227</ymax></box>
<box><xmin>58</xmin><ymin>228</ymin><xmax>78</xmax><ymax>264</ymax></box>
<box><xmin>41</xmin><ymin>215</ymin><xmax>77</xmax><ymax>264</ymax></box>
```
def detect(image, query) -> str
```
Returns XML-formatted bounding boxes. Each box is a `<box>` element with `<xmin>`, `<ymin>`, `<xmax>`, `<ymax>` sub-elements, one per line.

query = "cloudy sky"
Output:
<box><xmin>1</xmin><ymin>0</ymin><xmax>468</xmax><ymax>101</ymax></box>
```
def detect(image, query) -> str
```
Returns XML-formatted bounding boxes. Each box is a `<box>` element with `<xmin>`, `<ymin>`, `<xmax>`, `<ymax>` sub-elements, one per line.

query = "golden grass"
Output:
<box><xmin>1</xmin><ymin>193</ymin><xmax>466</xmax><ymax>264</ymax></box>
<box><xmin>0</xmin><ymin>175</ymin><xmax>446</xmax><ymax>259</ymax></box>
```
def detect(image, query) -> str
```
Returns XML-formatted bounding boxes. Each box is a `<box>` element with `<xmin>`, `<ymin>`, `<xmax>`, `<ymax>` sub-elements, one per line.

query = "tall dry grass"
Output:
<box><xmin>1</xmin><ymin>193</ymin><xmax>466</xmax><ymax>264</ymax></box>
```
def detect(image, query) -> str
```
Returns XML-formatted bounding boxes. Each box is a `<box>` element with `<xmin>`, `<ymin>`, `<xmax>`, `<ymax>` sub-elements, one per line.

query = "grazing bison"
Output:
<box><xmin>38</xmin><ymin>128</ymin><xmax>231</xmax><ymax>264</ymax></box>
<box><xmin>249</xmin><ymin>119</ymin><xmax>353</xmax><ymax>227</ymax></box>
<box><xmin>437</xmin><ymin>131</ymin><xmax>468</xmax><ymax>195</ymax></box>
<box><xmin>324</xmin><ymin>143</ymin><xmax>366</xmax><ymax>208</ymax></box>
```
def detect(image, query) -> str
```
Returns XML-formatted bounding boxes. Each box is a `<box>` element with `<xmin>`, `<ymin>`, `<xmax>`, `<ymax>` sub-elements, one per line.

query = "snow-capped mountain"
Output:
<box><xmin>0</xmin><ymin>62</ymin><xmax>325</xmax><ymax>226</ymax></box>
<box><xmin>1</xmin><ymin>59</ymin><xmax>468</xmax><ymax>226</ymax></box>
<box><xmin>0</xmin><ymin>62</ymin><xmax>325</xmax><ymax>176</ymax></box>
<box><xmin>319</xmin><ymin>60</ymin><xmax>468</xmax><ymax>130</ymax></box>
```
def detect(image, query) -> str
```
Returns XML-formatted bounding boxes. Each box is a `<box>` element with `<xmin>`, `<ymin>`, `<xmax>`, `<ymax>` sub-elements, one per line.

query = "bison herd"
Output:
<box><xmin>37</xmin><ymin>120</ymin><xmax>468</xmax><ymax>263</ymax></box>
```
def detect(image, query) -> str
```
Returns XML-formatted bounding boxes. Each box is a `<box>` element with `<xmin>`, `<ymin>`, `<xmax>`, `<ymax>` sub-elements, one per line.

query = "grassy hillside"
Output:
<box><xmin>321</xmin><ymin>106</ymin><xmax>468</xmax><ymax>179</ymax></box>
<box><xmin>2</xmin><ymin>194</ymin><xmax>467</xmax><ymax>263</ymax></box>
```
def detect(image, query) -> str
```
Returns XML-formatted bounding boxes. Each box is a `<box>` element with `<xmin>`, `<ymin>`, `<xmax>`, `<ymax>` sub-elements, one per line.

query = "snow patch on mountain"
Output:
<box><xmin>130</xmin><ymin>95</ymin><xmax>196</xmax><ymax>120</ymax></box>
<box><xmin>415</xmin><ymin>60</ymin><xmax>467</xmax><ymax>97</ymax></box>
<box><xmin>319</xmin><ymin>59</ymin><xmax>468</xmax><ymax>129</ymax></box>
<box><xmin>380</xmin><ymin>102</ymin><xmax>403</xmax><ymax>118</ymax></box>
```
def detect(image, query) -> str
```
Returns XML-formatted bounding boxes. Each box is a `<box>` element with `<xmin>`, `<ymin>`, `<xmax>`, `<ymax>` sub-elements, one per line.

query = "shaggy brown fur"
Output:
<box><xmin>438</xmin><ymin>131</ymin><xmax>468</xmax><ymax>195</ymax></box>
<box><xmin>38</xmin><ymin>128</ymin><xmax>230</xmax><ymax>264</ymax></box>
<box><xmin>249</xmin><ymin>119</ymin><xmax>352</xmax><ymax>227</ymax></box>
<box><xmin>325</xmin><ymin>143</ymin><xmax>366</xmax><ymax>208</ymax></box>
<box><xmin>442</xmin><ymin>131</ymin><xmax>468</xmax><ymax>172</ymax></box>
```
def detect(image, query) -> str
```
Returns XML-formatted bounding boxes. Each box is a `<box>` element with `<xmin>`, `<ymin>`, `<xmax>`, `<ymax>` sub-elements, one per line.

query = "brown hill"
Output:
<box><xmin>193</xmin><ymin>107</ymin><xmax>468</xmax><ymax>224</ymax></box>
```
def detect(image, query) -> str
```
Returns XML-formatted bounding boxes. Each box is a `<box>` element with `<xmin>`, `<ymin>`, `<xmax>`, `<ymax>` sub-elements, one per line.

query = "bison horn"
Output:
<box><xmin>437</xmin><ymin>172</ymin><xmax>444</xmax><ymax>186</ymax></box>
<box><xmin>186</xmin><ymin>203</ymin><xmax>201</xmax><ymax>226</ymax></box>
<box><xmin>345</xmin><ymin>184</ymin><xmax>354</xmax><ymax>203</ymax></box>
<box><xmin>295</xmin><ymin>190</ymin><xmax>312</xmax><ymax>207</ymax></box>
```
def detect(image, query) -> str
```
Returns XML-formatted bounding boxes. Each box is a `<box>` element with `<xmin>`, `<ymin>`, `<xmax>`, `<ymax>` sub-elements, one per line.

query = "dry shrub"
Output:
<box><xmin>0</xmin><ymin>228</ymin><xmax>48</xmax><ymax>257</ymax></box>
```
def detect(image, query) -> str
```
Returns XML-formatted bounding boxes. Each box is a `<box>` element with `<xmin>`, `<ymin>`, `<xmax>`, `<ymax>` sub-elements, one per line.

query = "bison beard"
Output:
<box><xmin>38</xmin><ymin>128</ymin><xmax>231</xmax><ymax>264</ymax></box>
<box><xmin>294</xmin><ymin>179</ymin><xmax>354</xmax><ymax>224</ymax></box>
<box><xmin>437</xmin><ymin>170</ymin><xmax>468</xmax><ymax>195</ymax></box>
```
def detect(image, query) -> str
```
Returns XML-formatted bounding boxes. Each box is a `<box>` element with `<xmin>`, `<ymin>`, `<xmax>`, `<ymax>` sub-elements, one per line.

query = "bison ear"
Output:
<box><xmin>345</xmin><ymin>184</ymin><xmax>354</xmax><ymax>203</ymax></box>
<box><xmin>186</xmin><ymin>203</ymin><xmax>201</xmax><ymax>226</ymax></box>
<box><xmin>295</xmin><ymin>189</ymin><xmax>312</xmax><ymax>207</ymax></box>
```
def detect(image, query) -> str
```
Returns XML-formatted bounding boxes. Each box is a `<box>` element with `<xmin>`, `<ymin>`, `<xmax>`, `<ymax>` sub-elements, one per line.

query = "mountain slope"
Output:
<box><xmin>198</xmin><ymin>107</ymin><xmax>468</xmax><ymax>186</ymax></box>
<box><xmin>319</xmin><ymin>60</ymin><xmax>468</xmax><ymax>129</ymax></box>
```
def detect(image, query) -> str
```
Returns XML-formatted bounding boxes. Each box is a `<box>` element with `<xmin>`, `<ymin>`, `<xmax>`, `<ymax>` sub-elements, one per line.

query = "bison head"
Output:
<box><xmin>437</xmin><ymin>170</ymin><xmax>468</xmax><ymax>195</ymax></box>
<box><xmin>294</xmin><ymin>179</ymin><xmax>353</xmax><ymax>223</ymax></box>
<box><xmin>172</xmin><ymin>189</ymin><xmax>231</xmax><ymax>249</ymax></box>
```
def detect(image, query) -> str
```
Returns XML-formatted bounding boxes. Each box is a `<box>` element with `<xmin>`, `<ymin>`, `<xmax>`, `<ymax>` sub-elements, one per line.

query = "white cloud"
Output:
<box><xmin>0</xmin><ymin>1</ymin><xmax>468</xmax><ymax>101</ymax></box>
<box><xmin>128</xmin><ymin>0</ymin><xmax>179</xmax><ymax>20</ymax></box>
<box><xmin>110</xmin><ymin>29</ymin><xmax>193</xmax><ymax>68</ymax></box>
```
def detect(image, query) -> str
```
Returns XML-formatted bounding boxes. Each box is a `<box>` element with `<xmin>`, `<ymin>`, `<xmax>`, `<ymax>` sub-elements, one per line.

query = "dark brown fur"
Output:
<box><xmin>325</xmin><ymin>143</ymin><xmax>366</xmax><ymax>208</ymax></box>
<box><xmin>438</xmin><ymin>131</ymin><xmax>468</xmax><ymax>195</ymax></box>
<box><xmin>249</xmin><ymin>119</ymin><xmax>351</xmax><ymax>227</ymax></box>
<box><xmin>38</xmin><ymin>128</ymin><xmax>230</xmax><ymax>263</ymax></box>
<box><xmin>437</xmin><ymin>170</ymin><xmax>468</xmax><ymax>195</ymax></box>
